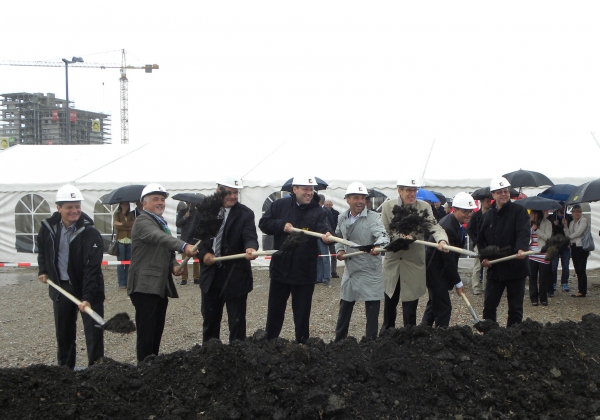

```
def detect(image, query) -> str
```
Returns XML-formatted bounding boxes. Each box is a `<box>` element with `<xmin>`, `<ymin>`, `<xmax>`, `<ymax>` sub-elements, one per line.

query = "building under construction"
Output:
<box><xmin>0</xmin><ymin>92</ymin><xmax>110</xmax><ymax>147</ymax></box>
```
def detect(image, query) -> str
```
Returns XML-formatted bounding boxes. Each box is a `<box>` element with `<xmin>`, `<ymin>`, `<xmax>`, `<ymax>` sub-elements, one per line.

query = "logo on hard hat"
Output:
<box><xmin>358</xmin><ymin>187</ymin><xmax>363</xmax><ymax>191</ymax></box>
<box><xmin>234</xmin><ymin>180</ymin><xmax>239</xmax><ymax>186</ymax></box>
<box><xmin>469</xmin><ymin>201</ymin><xmax>474</xmax><ymax>206</ymax></box>
<box><xmin>70</xmin><ymin>193</ymin><xmax>76</xmax><ymax>198</ymax></box>
<box><xmin>499</xmin><ymin>182</ymin><xmax>504</xmax><ymax>186</ymax></box>
<box><xmin>411</xmin><ymin>180</ymin><xmax>415</xmax><ymax>185</ymax></box>
<box><xmin>308</xmin><ymin>179</ymin><xmax>313</xmax><ymax>183</ymax></box>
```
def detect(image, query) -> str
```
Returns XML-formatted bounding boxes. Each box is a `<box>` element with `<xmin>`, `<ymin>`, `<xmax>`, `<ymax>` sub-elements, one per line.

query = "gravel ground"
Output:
<box><xmin>1</xmin><ymin>265</ymin><xmax>599</xmax><ymax>369</ymax></box>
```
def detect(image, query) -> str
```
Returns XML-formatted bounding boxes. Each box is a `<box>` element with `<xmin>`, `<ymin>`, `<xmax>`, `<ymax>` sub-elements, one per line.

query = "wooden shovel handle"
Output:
<box><xmin>487</xmin><ymin>250</ymin><xmax>536</xmax><ymax>265</ymax></box>
<box><xmin>177</xmin><ymin>239</ymin><xmax>202</xmax><ymax>270</ymax></box>
<box><xmin>411</xmin><ymin>239</ymin><xmax>478</xmax><ymax>257</ymax></box>
<box><xmin>341</xmin><ymin>248</ymin><xmax>386</xmax><ymax>259</ymax></box>
<box><xmin>46</xmin><ymin>279</ymin><xmax>106</xmax><ymax>325</ymax></box>
<box><xmin>290</xmin><ymin>227</ymin><xmax>358</xmax><ymax>247</ymax></box>
<box><xmin>460</xmin><ymin>292</ymin><xmax>480</xmax><ymax>323</ymax></box>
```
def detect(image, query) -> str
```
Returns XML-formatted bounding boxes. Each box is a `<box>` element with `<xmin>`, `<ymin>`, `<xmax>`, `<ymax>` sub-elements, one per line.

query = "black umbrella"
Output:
<box><xmin>566</xmin><ymin>179</ymin><xmax>600</xmax><ymax>204</ymax></box>
<box><xmin>171</xmin><ymin>193</ymin><xmax>205</xmax><ymax>204</ymax></box>
<box><xmin>471</xmin><ymin>187</ymin><xmax>492</xmax><ymax>200</ymax></box>
<box><xmin>502</xmin><ymin>169</ymin><xmax>554</xmax><ymax>188</ymax></box>
<box><xmin>367</xmin><ymin>189</ymin><xmax>387</xmax><ymax>198</ymax></box>
<box><xmin>513</xmin><ymin>196</ymin><xmax>563</xmax><ymax>211</ymax></box>
<box><xmin>538</xmin><ymin>184</ymin><xmax>577</xmax><ymax>202</ymax></box>
<box><xmin>102</xmin><ymin>185</ymin><xmax>146</xmax><ymax>204</ymax></box>
<box><xmin>431</xmin><ymin>191</ymin><xmax>447</xmax><ymax>205</ymax></box>
<box><xmin>281</xmin><ymin>177</ymin><xmax>328</xmax><ymax>192</ymax></box>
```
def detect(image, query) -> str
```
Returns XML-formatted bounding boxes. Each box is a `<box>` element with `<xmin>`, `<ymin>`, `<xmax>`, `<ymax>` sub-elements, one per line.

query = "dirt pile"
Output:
<box><xmin>2</xmin><ymin>315</ymin><xmax>600</xmax><ymax>419</ymax></box>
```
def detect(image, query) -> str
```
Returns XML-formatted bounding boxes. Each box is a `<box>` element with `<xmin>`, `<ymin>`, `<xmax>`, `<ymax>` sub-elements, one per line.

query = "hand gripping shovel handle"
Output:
<box><xmin>487</xmin><ymin>250</ymin><xmax>536</xmax><ymax>265</ymax></box>
<box><xmin>460</xmin><ymin>292</ymin><xmax>480</xmax><ymax>323</ymax></box>
<box><xmin>290</xmin><ymin>227</ymin><xmax>358</xmax><ymax>247</ymax></box>
<box><xmin>177</xmin><ymin>239</ymin><xmax>202</xmax><ymax>270</ymax></box>
<box><xmin>412</xmin><ymin>239</ymin><xmax>478</xmax><ymax>257</ymax></box>
<box><xmin>341</xmin><ymin>247</ymin><xmax>386</xmax><ymax>259</ymax></box>
<box><xmin>46</xmin><ymin>279</ymin><xmax>106</xmax><ymax>326</ymax></box>
<box><xmin>213</xmin><ymin>250</ymin><xmax>276</xmax><ymax>262</ymax></box>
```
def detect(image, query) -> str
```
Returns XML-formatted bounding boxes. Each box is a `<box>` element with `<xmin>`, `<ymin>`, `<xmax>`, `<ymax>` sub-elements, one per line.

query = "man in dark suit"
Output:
<box><xmin>128</xmin><ymin>183</ymin><xmax>197</xmax><ymax>362</ymax></box>
<box><xmin>197</xmin><ymin>178</ymin><xmax>259</xmax><ymax>343</ymax></box>
<box><xmin>422</xmin><ymin>192</ymin><xmax>477</xmax><ymax>328</ymax></box>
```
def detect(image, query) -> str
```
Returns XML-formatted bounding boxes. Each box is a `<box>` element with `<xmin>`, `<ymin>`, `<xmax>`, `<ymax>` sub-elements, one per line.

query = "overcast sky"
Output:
<box><xmin>3</xmin><ymin>1</ymin><xmax>599</xmax><ymax>153</ymax></box>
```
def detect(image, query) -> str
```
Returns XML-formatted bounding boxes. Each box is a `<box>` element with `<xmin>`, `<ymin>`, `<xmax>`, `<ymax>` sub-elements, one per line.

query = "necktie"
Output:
<box><xmin>459</xmin><ymin>225</ymin><xmax>465</xmax><ymax>244</ymax></box>
<box><xmin>213</xmin><ymin>208</ymin><xmax>226</xmax><ymax>258</ymax></box>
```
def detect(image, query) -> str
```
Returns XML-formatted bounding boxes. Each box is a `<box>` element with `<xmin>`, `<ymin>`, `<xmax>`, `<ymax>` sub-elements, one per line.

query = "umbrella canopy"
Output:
<box><xmin>281</xmin><ymin>177</ymin><xmax>328</xmax><ymax>192</ymax></box>
<box><xmin>171</xmin><ymin>193</ymin><xmax>205</xmax><ymax>204</ymax></box>
<box><xmin>513</xmin><ymin>196</ymin><xmax>563</xmax><ymax>211</ymax></box>
<box><xmin>538</xmin><ymin>184</ymin><xmax>577</xmax><ymax>202</ymax></box>
<box><xmin>431</xmin><ymin>191</ymin><xmax>447</xmax><ymax>205</ymax></box>
<box><xmin>367</xmin><ymin>189</ymin><xmax>387</xmax><ymax>198</ymax></box>
<box><xmin>502</xmin><ymin>169</ymin><xmax>554</xmax><ymax>188</ymax></box>
<box><xmin>416</xmin><ymin>188</ymin><xmax>440</xmax><ymax>203</ymax></box>
<box><xmin>566</xmin><ymin>179</ymin><xmax>600</xmax><ymax>205</ymax></box>
<box><xmin>472</xmin><ymin>186</ymin><xmax>520</xmax><ymax>200</ymax></box>
<box><xmin>101</xmin><ymin>185</ymin><xmax>146</xmax><ymax>204</ymax></box>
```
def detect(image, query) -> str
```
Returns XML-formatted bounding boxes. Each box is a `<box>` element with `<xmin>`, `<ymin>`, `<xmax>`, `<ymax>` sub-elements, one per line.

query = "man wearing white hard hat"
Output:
<box><xmin>334</xmin><ymin>182</ymin><xmax>389</xmax><ymax>341</ymax></box>
<box><xmin>477</xmin><ymin>176</ymin><xmax>530</xmax><ymax>327</ymax></box>
<box><xmin>259</xmin><ymin>176</ymin><xmax>332</xmax><ymax>343</ymax></box>
<box><xmin>195</xmin><ymin>178</ymin><xmax>259</xmax><ymax>343</ymax></box>
<box><xmin>37</xmin><ymin>185</ymin><xmax>105</xmax><ymax>369</ymax></box>
<box><xmin>380</xmin><ymin>178</ymin><xmax>449</xmax><ymax>330</ymax></box>
<box><xmin>421</xmin><ymin>192</ymin><xmax>476</xmax><ymax>328</ymax></box>
<box><xmin>128</xmin><ymin>183</ymin><xmax>198</xmax><ymax>362</ymax></box>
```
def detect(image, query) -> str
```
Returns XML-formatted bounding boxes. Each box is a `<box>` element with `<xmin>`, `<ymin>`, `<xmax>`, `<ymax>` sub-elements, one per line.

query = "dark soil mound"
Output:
<box><xmin>3</xmin><ymin>315</ymin><xmax>600</xmax><ymax>419</ymax></box>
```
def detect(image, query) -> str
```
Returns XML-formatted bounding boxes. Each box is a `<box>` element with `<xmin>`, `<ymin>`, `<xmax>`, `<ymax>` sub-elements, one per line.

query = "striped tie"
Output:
<box><xmin>213</xmin><ymin>208</ymin><xmax>226</xmax><ymax>258</ymax></box>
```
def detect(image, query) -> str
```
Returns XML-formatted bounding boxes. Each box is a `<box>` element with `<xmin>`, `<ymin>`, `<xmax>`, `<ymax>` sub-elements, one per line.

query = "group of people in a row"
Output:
<box><xmin>37</xmin><ymin>175</ymin><xmax>591</xmax><ymax>369</ymax></box>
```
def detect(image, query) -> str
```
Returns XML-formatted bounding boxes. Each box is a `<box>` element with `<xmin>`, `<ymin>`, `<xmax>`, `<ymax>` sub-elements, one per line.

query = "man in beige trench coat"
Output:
<box><xmin>380</xmin><ymin>178</ymin><xmax>449</xmax><ymax>330</ymax></box>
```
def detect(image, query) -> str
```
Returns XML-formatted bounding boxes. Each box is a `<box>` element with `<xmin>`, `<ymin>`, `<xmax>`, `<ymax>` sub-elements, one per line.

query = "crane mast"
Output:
<box><xmin>120</xmin><ymin>50</ymin><xmax>129</xmax><ymax>145</ymax></box>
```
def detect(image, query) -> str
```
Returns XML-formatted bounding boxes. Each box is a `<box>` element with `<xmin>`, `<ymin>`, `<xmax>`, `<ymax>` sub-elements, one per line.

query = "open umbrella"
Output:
<box><xmin>566</xmin><ymin>179</ymin><xmax>600</xmax><ymax>204</ymax></box>
<box><xmin>513</xmin><ymin>196</ymin><xmax>563</xmax><ymax>211</ymax></box>
<box><xmin>281</xmin><ymin>177</ymin><xmax>328</xmax><ymax>192</ymax></box>
<box><xmin>538</xmin><ymin>184</ymin><xmax>577</xmax><ymax>202</ymax></box>
<box><xmin>366</xmin><ymin>189</ymin><xmax>387</xmax><ymax>198</ymax></box>
<box><xmin>502</xmin><ymin>169</ymin><xmax>554</xmax><ymax>188</ymax></box>
<box><xmin>171</xmin><ymin>193</ymin><xmax>205</xmax><ymax>204</ymax></box>
<box><xmin>471</xmin><ymin>187</ymin><xmax>492</xmax><ymax>200</ymax></box>
<box><xmin>101</xmin><ymin>185</ymin><xmax>146</xmax><ymax>204</ymax></box>
<box><xmin>431</xmin><ymin>191</ymin><xmax>447</xmax><ymax>205</ymax></box>
<box><xmin>416</xmin><ymin>188</ymin><xmax>440</xmax><ymax>203</ymax></box>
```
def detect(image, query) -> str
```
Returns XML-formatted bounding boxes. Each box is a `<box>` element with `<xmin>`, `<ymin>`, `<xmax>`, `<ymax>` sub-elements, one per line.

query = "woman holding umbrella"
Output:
<box><xmin>113</xmin><ymin>202</ymin><xmax>135</xmax><ymax>289</ymax></box>
<box><xmin>528</xmin><ymin>210</ymin><xmax>552</xmax><ymax>305</ymax></box>
<box><xmin>563</xmin><ymin>205</ymin><xmax>590</xmax><ymax>297</ymax></box>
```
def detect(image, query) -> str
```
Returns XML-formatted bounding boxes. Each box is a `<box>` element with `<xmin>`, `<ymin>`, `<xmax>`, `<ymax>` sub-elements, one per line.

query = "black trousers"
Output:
<box><xmin>201</xmin><ymin>269</ymin><xmax>248</xmax><ymax>343</ymax></box>
<box><xmin>380</xmin><ymin>279</ymin><xmax>419</xmax><ymax>332</ymax></box>
<box><xmin>571</xmin><ymin>246</ymin><xmax>590</xmax><ymax>295</ymax></box>
<box><xmin>130</xmin><ymin>292</ymin><xmax>169</xmax><ymax>362</ymax></box>
<box><xmin>421</xmin><ymin>283</ymin><xmax>453</xmax><ymax>328</ymax></box>
<box><xmin>53</xmin><ymin>281</ymin><xmax>104</xmax><ymax>370</ymax></box>
<box><xmin>335</xmin><ymin>299</ymin><xmax>380</xmax><ymax>342</ymax></box>
<box><xmin>482</xmin><ymin>276</ymin><xmax>526</xmax><ymax>327</ymax></box>
<box><xmin>265</xmin><ymin>278</ymin><xmax>315</xmax><ymax>343</ymax></box>
<box><xmin>529</xmin><ymin>260</ymin><xmax>551</xmax><ymax>303</ymax></box>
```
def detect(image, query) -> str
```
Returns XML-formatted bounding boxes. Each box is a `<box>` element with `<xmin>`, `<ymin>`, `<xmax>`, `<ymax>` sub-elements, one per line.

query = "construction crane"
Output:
<box><xmin>0</xmin><ymin>49</ymin><xmax>158</xmax><ymax>144</ymax></box>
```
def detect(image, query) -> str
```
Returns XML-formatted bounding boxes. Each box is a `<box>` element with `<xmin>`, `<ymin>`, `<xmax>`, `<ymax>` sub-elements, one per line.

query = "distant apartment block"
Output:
<box><xmin>0</xmin><ymin>92</ymin><xmax>111</xmax><ymax>147</ymax></box>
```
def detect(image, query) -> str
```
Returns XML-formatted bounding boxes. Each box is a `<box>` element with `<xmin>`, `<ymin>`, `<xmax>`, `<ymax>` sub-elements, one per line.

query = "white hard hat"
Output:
<box><xmin>55</xmin><ymin>184</ymin><xmax>84</xmax><ymax>202</ymax></box>
<box><xmin>141</xmin><ymin>183</ymin><xmax>169</xmax><ymax>201</ymax></box>
<box><xmin>489</xmin><ymin>176</ymin><xmax>511</xmax><ymax>192</ymax></box>
<box><xmin>345</xmin><ymin>182</ymin><xmax>369</xmax><ymax>197</ymax></box>
<box><xmin>452</xmin><ymin>192</ymin><xmax>478</xmax><ymax>210</ymax></box>
<box><xmin>217</xmin><ymin>177</ymin><xmax>243</xmax><ymax>189</ymax></box>
<box><xmin>291</xmin><ymin>176</ymin><xmax>319</xmax><ymax>187</ymax></box>
<box><xmin>397</xmin><ymin>178</ymin><xmax>421</xmax><ymax>188</ymax></box>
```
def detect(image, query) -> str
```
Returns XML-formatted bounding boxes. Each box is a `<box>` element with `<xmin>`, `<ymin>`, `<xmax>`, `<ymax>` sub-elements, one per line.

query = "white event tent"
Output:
<box><xmin>0</xmin><ymin>139</ymin><xmax>598</xmax><ymax>270</ymax></box>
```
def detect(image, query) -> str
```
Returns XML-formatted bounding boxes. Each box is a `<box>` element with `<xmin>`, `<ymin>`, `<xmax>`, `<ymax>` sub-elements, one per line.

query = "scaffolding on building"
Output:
<box><xmin>0</xmin><ymin>92</ymin><xmax>111</xmax><ymax>146</ymax></box>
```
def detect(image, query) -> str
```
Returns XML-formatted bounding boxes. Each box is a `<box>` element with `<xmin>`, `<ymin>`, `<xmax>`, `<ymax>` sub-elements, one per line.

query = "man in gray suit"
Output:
<box><xmin>128</xmin><ymin>183</ymin><xmax>197</xmax><ymax>362</ymax></box>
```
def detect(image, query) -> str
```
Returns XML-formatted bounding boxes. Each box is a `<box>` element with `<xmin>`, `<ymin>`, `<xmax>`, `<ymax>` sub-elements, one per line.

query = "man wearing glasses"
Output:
<box><xmin>477</xmin><ymin>177</ymin><xmax>530</xmax><ymax>327</ymax></box>
<box><xmin>422</xmin><ymin>192</ymin><xmax>478</xmax><ymax>328</ymax></box>
<box><xmin>381</xmin><ymin>179</ymin><xmax>449</xmax><ymax>330</ymax></box>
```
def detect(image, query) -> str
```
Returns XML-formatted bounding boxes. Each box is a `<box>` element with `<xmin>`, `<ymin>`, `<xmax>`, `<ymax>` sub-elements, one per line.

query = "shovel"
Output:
<box><xmin>487</xmin><ymin>250</ymin><xmax>536</xmax><ymax>265</ymax></box>
<box><xmin>213</xmin><ymin>250</ymin><xmax>275</xmax><ymax>262</ymax></box>
<box><xmin>46</xmin><ymin>279</ymin><xmax>136</xmax><ymax>334</ymax></box>
<box><xmin>177</xmin><ymin>238</ymin><xmax>202</xmax><ymax>271</ymax></box>
<box><xmin>459</xmin><ymin>292</ymin><xmax>480</xmax><ymax>323</ymax></box>
<box><xmin>289</xmin><ymin>227</ymin><xmax>359</xmax><ymax>247</ymax></box>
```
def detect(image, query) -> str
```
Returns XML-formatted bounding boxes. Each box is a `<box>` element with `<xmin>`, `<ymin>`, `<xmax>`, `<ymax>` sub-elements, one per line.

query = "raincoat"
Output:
<box><xmin>335</xmin><ymin>208</ymin><xmax>389</xmax><ymax>301</ymax></box>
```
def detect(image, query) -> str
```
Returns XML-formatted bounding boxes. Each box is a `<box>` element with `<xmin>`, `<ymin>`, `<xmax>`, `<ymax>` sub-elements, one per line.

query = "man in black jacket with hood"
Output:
<box><xmin>478</xmin><ymin>177</ymin><xmax>530</xmax><ymax>327</ymax></box>
<box><xmin>37</xmin><ymin>185</ymin><xmax>105</xmax><ymax>369</ymax></box>
<box><xmin>259</xmin><ymin>176</ymin><xmax>332</xmax><ymax>343</ymax></box>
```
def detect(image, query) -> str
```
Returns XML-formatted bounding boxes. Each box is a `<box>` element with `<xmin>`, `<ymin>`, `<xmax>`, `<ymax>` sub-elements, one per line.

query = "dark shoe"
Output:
<box><xmin>180</xmin><ymin>280</ymin><xmax>188</xmax><ymax>285</ymax></box>
<box><xmin>193</xmin><ymin>278</ymin><xmax>200</xmax><ymax>284</ymax></box>
<box><xmin>548</xmin><ymin>292</ymin><xmax>554</xmax><ymax>298</ymax></box>
<box><xmin>532</xmin><ymin>302</ymin><xmax>539</xmax><ymax>306</ymax></box>
<box><xmin>563</xmin><ymin>284</ymin><xmax>570</xmax><ymax>292</ymax></box>
<box><xmin>331</xmin><ymin>273</ymin><xmax>339</xmax><ymax>278</ymax></box>
<box><xmin>571</xmin><ymin>293</ymin><xmax>586</xmax><ymax>298</ymax></box>
<box><xmin>541</xmin><ymin>302</ymin><xmax>548</xmax><ymax>306</ymax></box>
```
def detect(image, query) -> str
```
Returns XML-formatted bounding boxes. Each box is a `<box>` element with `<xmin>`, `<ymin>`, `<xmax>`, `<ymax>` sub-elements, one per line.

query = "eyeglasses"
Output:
<box><xmin>225</xmin><ymin>190</ymin><xmax>240</xmax><ymax>196</ymax></box>
<box><xmin>458</xmin><ymin>209</ymin><xmax>474</xmax><ymax>215</ymax></box>
<box><xmin>492</xmin><ymin>188</ymin><xmax>510</xmax><ymax>195</ymax></box>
